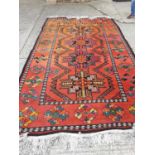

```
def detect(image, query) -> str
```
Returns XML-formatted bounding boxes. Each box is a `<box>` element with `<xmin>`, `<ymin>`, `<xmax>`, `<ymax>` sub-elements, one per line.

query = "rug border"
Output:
<box><xmin>23</xmin><ymin>124</ymin><xmax>134</xmax><ymax>136</ymax></box>
<box><xmin>19</xmin><ymin>17</ymin><xmax>135</xmax><ymax>136</ymax></box>
<box><xmin>111</xmin><ymin>19</ymin><xmax>135</xmax><ymax>59</ymax></box>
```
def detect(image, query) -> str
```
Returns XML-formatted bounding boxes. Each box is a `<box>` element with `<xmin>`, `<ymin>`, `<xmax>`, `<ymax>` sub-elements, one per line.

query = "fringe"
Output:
<box><xmin>20</xmin><ymin>129</ymin><xmax>135</xmax><ymax>155</ymax></box>
<box><xmin>46</xmin><ymin>15</ymin><xmax>134</xmax><ymax>24</ymax></box>
<box><xmin>46</xmin><ymin>15</ymin><xmax>112</xmax><ymax>19</ymax></box>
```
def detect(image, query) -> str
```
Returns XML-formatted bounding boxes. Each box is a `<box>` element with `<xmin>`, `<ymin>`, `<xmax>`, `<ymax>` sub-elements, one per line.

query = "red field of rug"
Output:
<box><xmin>19</xmin><ymin>18</ymin><xmax>135</xmax><ymax>135</ymax></box>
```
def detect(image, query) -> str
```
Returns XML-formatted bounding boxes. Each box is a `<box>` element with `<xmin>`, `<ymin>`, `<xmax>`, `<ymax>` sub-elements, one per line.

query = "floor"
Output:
<box><xmin>19</xmin><ymin>0</ymin><xmax>135</xmax><ymax>75</ymax></box>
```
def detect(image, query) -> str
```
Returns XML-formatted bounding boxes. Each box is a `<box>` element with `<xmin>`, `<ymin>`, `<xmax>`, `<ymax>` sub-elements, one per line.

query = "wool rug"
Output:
<box><xmin>19</xmin><ymin>17</ymin><xmax>135</xmax><ymax>135</ymax></box>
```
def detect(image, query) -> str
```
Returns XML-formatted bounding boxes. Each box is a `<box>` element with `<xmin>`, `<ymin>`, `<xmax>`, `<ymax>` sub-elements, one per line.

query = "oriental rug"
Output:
<box><xmin>19</xmin><ymin>17</ymin><xmax>135</xmax><ymax>135</ymax></box>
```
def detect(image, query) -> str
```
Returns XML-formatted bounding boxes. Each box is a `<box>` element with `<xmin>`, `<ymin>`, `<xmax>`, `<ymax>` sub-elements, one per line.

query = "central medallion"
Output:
<box><xmin>61</xmin><ymin>71</ymin><xmax>104</xmax><ymax>99</ymax></box>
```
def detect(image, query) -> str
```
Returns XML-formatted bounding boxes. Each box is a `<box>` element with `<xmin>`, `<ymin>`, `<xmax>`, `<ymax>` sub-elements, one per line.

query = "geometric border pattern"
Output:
<box><xmin>20</xmin><ymin>122</ymin><xmax>134</xmax><ymax>134</ymax></box>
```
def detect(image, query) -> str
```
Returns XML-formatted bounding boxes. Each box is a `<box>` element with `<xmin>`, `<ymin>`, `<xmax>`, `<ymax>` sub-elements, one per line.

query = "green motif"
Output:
<box><xmin>25</xmin><ymin>76</ymin><xmax>42</xmax><ymax>87</ymax></box>
<box><xmin>45</xmin><ymin>105</ymin><xmax>69</xmax><ymax>125</ymax></box>
<box><xmin>20</xmin><ymin>89</ymin><xmax>38</xmax><ymax>104</ymax></box>
<box><xmin>34</xmin><ymin>54</ymin><xmax>48</xmax><ymax>63</ymax></box>
<box><xmin>103</xmin><ymin>103</ymin><xmax>124</xmax><ymax>122</ymax></box>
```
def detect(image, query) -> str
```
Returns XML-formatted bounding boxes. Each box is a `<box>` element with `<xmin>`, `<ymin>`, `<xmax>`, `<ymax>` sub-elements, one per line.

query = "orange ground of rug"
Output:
<box><xmin>19</xmin><ymin>18</ymin><xmax>135</xmax><ymax>135</ymax></box>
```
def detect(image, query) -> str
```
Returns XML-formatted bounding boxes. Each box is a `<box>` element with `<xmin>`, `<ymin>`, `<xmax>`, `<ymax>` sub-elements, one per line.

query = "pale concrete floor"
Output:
<box><xmin>19</xmin><ymin>0</ymin><xmax>135</xmax><ymax>74</ymax></box>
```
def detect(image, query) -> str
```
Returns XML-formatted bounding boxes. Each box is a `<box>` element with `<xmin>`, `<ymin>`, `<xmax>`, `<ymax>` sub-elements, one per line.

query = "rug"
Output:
<box><xmin>19</xmin><ymin>17</ymin><xmax>135</xmax><ymax>135</ymax></box>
